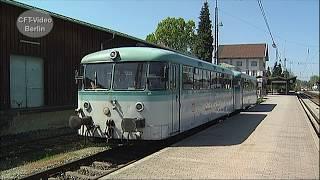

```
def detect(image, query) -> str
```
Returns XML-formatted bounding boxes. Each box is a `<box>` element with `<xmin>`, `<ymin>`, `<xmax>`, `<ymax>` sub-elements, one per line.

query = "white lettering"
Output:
<box><xmin>18</xmin><ymin>17</ymin><xmax>24</xmax><ymax>23</ymax></box>
<box><xmin>18</xmin><ymin>16</ymin><xmax>53</xmax><ymax>24</ymax></box>
<box><xmin>24</xmin><ymin>25</ymin><xmax>46</xmax><ymax>32</ymax></box>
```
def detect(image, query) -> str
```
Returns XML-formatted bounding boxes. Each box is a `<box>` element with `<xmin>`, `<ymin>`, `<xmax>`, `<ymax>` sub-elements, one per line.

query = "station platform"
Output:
<box><xmin>101</xmin><ymin>95</ymin><xmax>319</xmax><ymax>179</ymax></box>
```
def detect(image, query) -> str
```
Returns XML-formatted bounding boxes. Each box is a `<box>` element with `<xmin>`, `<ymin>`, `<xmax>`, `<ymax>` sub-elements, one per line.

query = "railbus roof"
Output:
<box><xmin>241</xmin><ymin>73</ymin><xmax>257</xmax><ymax>81</ymax></box>
<box><xmin>82</xmin><ymin>47</ymin><xmax>234</xmax><ymax>74</ymax></box>
<box><xmin>231</xmin><ymin>70</ymin><xmax>256</xmax><ymax>81</ymax></box>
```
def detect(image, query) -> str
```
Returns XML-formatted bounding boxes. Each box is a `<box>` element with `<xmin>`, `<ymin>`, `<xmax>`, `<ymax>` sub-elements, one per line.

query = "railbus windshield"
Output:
<box><xmin>113</xmin><ymin>62</ymin><xmax>147</xmax><ymax>90</ymax></box>
<box><xmin>79</xmin><ymin>61</ymin><xmax>168</xmax><ymax>91</ymax></box>
<box><xmin>84</xmin><ymin>63</ymin><xmax>113</xmax><ymax>90</ymax></box>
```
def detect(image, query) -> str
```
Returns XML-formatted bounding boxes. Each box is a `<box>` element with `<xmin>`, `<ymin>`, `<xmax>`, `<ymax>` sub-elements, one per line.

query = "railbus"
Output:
<box><xmin>69</xmin><ymin>47</ymin><xmax>257</xmax><ymax>140</ymax></box>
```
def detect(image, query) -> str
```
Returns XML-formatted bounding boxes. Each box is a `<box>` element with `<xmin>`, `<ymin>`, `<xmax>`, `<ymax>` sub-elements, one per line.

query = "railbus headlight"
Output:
<box><xmin>135</xmin><ymin>102</ymin><xmax>144</xmax><ymax>112</ymax></box>
<box><xmin>103</xmin><ymin>107</ymin><xmax>110</xmax><ymax>116</ymax></box>
<box><xmin>83</xmin><ymin>101</ymin><xmax>91</xmax><ymax>111</ymax></box>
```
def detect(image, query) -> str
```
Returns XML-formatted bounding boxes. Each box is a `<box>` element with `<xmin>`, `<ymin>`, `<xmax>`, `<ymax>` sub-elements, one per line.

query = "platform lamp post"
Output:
<box><xmin>214</xmin><ymin>0</ymin><xmax>223</xmax><ymax>65</ymax></box>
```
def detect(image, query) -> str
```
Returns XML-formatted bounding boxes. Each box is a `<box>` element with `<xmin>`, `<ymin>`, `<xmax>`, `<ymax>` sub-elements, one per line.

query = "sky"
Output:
<box><xmin>16</xmin><ymin>0</ymin><xmax>319</xmax><ymax>81</ymax></box>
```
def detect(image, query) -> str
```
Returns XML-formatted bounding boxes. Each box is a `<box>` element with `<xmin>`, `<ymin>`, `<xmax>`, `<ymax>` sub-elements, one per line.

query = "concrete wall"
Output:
<box><xmin>0</xmin><ymin>109</ymin><xmax>73</xmax><ymax>136</ymax></box>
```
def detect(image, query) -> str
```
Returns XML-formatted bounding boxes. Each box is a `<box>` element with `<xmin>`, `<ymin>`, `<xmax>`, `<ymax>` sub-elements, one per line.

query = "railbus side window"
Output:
<box><xmin>224</xmin><ymin>74</ymin><xmax>228</xmax><ymax>89</ymax></box>
<box><xmin>244</xmin><ymin>79</ymin><xmax>249</xmax><ymax>90</ymax></box>
<box><xmin>182</xmin><ymin>65</ymin><xmax>193</xmax><ymax>89</ymax></box>
<box><xmin>216</xmin><ymin>72</ymin><xmax>221</xmax><ymax>89</ymax></box>
<box><xmin>148</xmin><ymin>62</ymin><xmax>168</xmax><ymax>90</ymax></box>
<box><xmin>207</xmin><ymin>70</ymin><xmax>211</xmax><ymax>89</ymax></box>
<box><xmin>199</xmin><ymin>69</ymin><xmax>205</xmax><ymax>89</ymax></box>
<box><xmin>194</xmin><ymin>68</ymin><xmax>201</xmax><ymax>90</ymax></box>
<box><xmin>226</xmin><ymin>74</ymin><xmax>231</xmax><ymax>89</ymax></box>
<box><xmin>202</xmin><ymin>70</ymin><xmax>210</xmax><ymax>89</ymax></box>
<box><xmin>113</xmin><ymin>62</ymin><xmax>147</xmax><ymax>90</ymax></box>
<box><xmin>222</xmin><ymin>73</ymin><xmax>226</xmax><ymax>89</ymax></box>
<box><xmin>209</xmin><ymin>71</ymin><xmax>212</xmax><ymax>89</ymax></box>
<box><xmin>210</xmin><ymin>71</ymin><xmax>216</xmax><ymax>89</ymax></box>
<box><xmin>219</xmin><ymin>73</ymin><xmax>225</xmax><ymax>89</ymax></box>
<box><xmin>225</xmin><ymin>74</ymin><xmax>229</xmax><ymax>89</ymax></box>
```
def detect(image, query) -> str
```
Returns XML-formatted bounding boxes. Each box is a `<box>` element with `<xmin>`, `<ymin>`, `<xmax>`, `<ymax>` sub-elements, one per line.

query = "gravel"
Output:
<box><xmin>0</xmin><ymin>146</ymin><xmax>109</xmax><ymax>179</ymax></box>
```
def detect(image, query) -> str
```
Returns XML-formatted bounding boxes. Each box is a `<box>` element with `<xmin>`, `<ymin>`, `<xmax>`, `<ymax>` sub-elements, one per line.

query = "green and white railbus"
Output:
<box><xmin>69</xmin><ymin>47</ymin><xmax>257</xmax><ymax>140</ymax></box>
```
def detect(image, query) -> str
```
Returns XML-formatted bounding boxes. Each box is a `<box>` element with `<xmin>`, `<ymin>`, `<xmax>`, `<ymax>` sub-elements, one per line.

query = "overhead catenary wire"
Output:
<box><xmin>257</xmin><ymin>0</ymin><xmax>285</xmax><ymax>67</ymax></box>
<box><xmin>257</xmin><ymin>0</ymin><xmax>276</xmax><ymax>48</ymax></box>
<box><xmin>219</xmin><ymin>9</ymin><xmax>319</xmax><ymax>48</ymax></box>
<box><xmin>218</xmin><ymin>1</ymin><xmax>318</xmax><ymax>80</ymax></box>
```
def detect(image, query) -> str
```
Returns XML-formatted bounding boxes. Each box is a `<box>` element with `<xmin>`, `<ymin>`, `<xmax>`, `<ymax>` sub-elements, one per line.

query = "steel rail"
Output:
<box><xmin>297</xmin><ymin>93</ymin><xmax>319</xmax><ymax>137</ymax></box>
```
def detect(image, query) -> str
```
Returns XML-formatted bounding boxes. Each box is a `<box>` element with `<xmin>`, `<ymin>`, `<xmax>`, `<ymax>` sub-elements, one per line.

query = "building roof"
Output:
<box><xmin>218</xmin><ymin>43</ymin><xmax>268</xmax><ymax>61</ymax></box>
<box><xmin>2</xmin><ymin>0</ymin><xmax>199</xmax><ymax>58</ymax></box>
<box><xmin>2</xmin><ymin>0</ymin><xmax>153</xmax><ymax>45</ymax></box>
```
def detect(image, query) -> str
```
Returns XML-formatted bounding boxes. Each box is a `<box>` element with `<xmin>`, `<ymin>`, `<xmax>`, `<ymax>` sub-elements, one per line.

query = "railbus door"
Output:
<box><xmin>171</xmin><ymin>63</ymin><xmax>180</xmax><ymax>134</ymax></box>
<box><xmin>233</xmin><ymin>78</ymin><xmax>241</xmax><ymax>110</ymax></box>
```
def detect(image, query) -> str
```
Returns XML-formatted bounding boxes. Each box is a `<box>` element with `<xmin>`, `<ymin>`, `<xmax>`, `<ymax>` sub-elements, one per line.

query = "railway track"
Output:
<box><xmin>302</xmin><ymin>91</ymin><xmax>319</xmax><ymax>106</ymax></box>
<box><xmin>21</xmin><ymin>139</ymin><xmax>173</xmax><ymax>180</ymax></box>
<box><xmin>297</xmin><ymin>92</ymin><xmax>319</xmax><ymax>137</ymax></box>
<box><xmin>0</xmin><ymin>132</ymin><xmax>79</xmax><ymax>161</ymax></box>
<box><xmin>46</xmin><ymin>142</ymin><xmax>162</xmax><ymax>180</ymax></box>
<box><xmin>21</xmin><ymin>114</ymin><xmax>226</xmax><ymax>180</ymax></box>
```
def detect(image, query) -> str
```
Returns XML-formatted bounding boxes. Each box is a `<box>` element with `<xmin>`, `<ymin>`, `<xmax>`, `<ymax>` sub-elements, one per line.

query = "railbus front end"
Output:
<box><xmin>69</xmin><ymin>48</ymin><xmax>180</xmax><ymax>140</ymax></box>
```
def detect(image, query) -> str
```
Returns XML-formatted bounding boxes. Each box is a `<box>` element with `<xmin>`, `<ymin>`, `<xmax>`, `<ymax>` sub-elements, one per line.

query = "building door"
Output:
<box><xmin>10</xmin><ymin>55</ymin><xmax>44</xmax><ymax>108</ymax></box>
<box><xmin>171</xmin><ymin>64</ymin><xmax>180</xmax><ymax>134</ymax></box>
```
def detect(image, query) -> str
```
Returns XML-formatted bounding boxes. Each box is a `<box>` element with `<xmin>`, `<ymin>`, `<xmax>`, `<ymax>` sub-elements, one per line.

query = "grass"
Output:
<box><xmin>0</xmin><ymin>136</ymin><xmax>108</xmax><ymax>171</ymax></box>
<box><xmin>0</xmin><ymin>143</ymin><xmax>109</xmax><ymax>179</ymax></box>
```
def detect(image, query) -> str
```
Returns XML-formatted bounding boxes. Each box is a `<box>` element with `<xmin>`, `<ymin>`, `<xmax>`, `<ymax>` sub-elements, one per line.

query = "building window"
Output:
<box><xmin>251</xmin><ymin>61</ymin><xmax>257</xmax><ymax>66</ymax></box>
<box><xmin>236</xmin><ymin>61</ymin><xmax>242</xmax><ymax>66</ymax></box>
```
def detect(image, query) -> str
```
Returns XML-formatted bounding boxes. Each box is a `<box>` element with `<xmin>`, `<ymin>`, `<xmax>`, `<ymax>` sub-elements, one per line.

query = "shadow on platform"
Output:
<box><xmin>245</xmin><ymin>104</ymin><xmax>276</xmax><ymax>112</ymax></box>
<box><xmin>174</xmin><ymin>104</ymin><xmax>273</xmax><ymax>147</ymax></box>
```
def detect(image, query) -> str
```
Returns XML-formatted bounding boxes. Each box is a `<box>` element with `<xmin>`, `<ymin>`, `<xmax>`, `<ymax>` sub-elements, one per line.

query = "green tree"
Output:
<box><xmin>146</xmin><ymin>33</ymin><xmax>157</xmax><ymax>44</ymax></box>
<box><xmin>266</xmin><ymin>66</ymin><xmax>272</xmax><ymax>77</ymax></box>
<box><xmin>272</xmin><ymin>62</ymin><xmax>282</xmax><ymax>77</ymax></box>
<box><xmin>146</xmin><ymin>17</ymin><xmax>196</xmax><ymax>53</ymax></box>
<box><xmin>193</xmin><ymin>1</ymin><xmax>214</xmax><ymax>63</ymax></box>
<box><xmin>282</xmin><ymin>69</ymin><xmax>290</xmax><ymax>78</ymax></box>
<box><xmin>309</xmin><ymin>75</ymin><xmax>320</xmax><ymax>86</ymax></box>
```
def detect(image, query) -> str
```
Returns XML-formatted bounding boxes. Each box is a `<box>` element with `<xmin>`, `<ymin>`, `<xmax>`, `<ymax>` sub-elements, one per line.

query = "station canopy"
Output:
<box><xmin>267</xmin><ymin>76</ymin><xmax>297</xmax><ymax>85</ymax></box>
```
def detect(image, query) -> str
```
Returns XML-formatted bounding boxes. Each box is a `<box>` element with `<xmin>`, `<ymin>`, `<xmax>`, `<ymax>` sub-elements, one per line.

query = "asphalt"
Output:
<box><xmin>100</xmin><ymin>95</ymin><xmax>319</xmax><ymax>179</ymax></box>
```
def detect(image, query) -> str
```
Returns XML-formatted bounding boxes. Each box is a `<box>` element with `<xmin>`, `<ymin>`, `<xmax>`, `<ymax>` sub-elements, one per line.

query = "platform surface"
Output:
<box><xmin>101</xmin><ymin>95</ymin><xmax>319</xmax><ymax>179</ymax></box>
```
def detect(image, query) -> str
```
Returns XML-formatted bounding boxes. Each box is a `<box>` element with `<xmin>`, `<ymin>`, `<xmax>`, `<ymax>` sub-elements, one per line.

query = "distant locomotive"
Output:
<box><xmin>69</xmin><ymin>47</ymin><xmax>257</xmax><ymax>140</ymax></box>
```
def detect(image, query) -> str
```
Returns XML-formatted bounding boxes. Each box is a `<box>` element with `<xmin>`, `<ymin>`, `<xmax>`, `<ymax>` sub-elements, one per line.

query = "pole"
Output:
<box><xmin>214</xmin><ymin>0</ymin><xmax>218</xmax><ymax>65</ymax></box>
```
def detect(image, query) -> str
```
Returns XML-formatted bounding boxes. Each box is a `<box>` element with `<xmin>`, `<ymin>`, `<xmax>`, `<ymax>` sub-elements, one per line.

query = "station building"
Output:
<box><xmin>218</xmin><ymin>43</ymin><xmax>269</xmax><ymax>96</ymax></box>
<box><xmin>0</xmin><ymin>0</ymin><xmax>161</xmax><ymax>136</ymax></box>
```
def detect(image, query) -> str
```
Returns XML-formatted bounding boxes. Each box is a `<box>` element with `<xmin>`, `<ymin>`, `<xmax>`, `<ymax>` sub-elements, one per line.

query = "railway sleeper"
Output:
<box><xmin>48</xmin><ymin>178</ymin><xmax>60</xmax><ymax>180</ymax></box>
<box><xmin>92</xmin><ymin>161</ymin><xmax>115</xmax><ymax>170</ymax></box>
<box><xmin>79</xmin><ymin>165</ymin><xmax>108</xmax><ymax>175</ymax></box>
<box><xmin>65</xmin><ymin>171</ymin><xmax>97</xmax><ymax>180</ymax></box>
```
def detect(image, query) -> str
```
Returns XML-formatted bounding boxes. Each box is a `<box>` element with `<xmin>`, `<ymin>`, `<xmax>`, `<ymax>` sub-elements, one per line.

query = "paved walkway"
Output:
<box><xmin>101</xmin><ymin>95</ymin><xmax>319</xmax><ymax>179</ymax></box>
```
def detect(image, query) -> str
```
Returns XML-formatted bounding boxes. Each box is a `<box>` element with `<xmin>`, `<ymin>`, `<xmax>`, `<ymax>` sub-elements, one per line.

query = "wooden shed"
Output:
<box><xmin>0</xmin><ymin>0</ymin><xmax>160</xmax><ymax>135</ymax></box>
